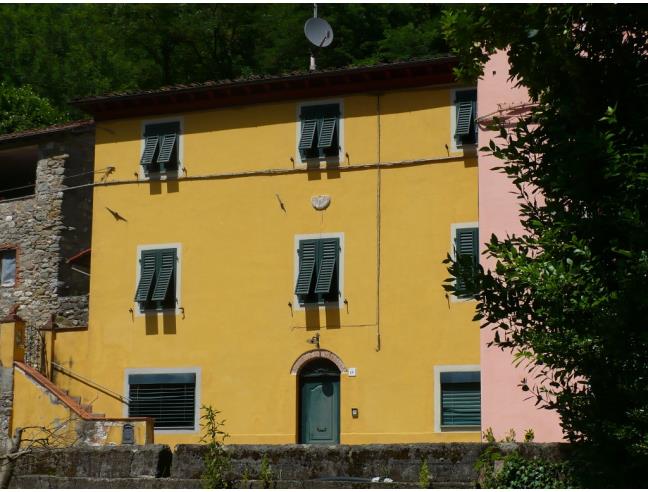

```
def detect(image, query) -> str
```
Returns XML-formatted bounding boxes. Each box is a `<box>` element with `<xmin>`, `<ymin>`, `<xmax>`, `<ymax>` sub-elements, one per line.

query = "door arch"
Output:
<box><xmin>298</xmin><ymin>358</ymin><xmax>340</xmax><ymax>444</ymax></box>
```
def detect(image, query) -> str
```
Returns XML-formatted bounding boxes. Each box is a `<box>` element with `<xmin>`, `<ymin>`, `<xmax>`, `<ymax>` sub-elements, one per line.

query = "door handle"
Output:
<box><xmin>317</xmin><ymin>426</ymin><xmax>327</xmax><ymax>432</ymax></box>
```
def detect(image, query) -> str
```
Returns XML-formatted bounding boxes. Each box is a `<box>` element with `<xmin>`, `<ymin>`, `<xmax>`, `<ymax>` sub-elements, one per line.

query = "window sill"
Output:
<box><xmin>440</xmin><ymin>425</ymin><xmax>481</xmax><ymax>432</ymax></box>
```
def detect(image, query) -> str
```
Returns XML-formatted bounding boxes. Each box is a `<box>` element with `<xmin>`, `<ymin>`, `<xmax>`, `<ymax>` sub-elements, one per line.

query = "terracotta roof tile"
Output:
<box><xmin>0</xmin><ymin>119</ymin><xmax>94</xmax><ymax>144</ymax></box>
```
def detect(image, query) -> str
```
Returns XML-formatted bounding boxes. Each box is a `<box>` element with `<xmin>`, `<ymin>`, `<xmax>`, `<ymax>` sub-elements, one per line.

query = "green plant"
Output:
<box><xmin>502</xmin><ymin>428</ymin><xmax>516</xmax><ymax>443</ymax></box>
<box><xmin>523</xmin><ymin>429</ymin><xmax>535</xmax><ymax>443</ymax></box>
<box><xmin>240</xmin><ymin>466</ymin><xmax>251</xmax><ymax>489</ymax></box>
<box><xmin>259</xmin><ymin>453</ymin><xmax>275</xmax><ymax>489</ymax></box>
<box><xmin>494</xmin><ymin>452</ymin><xmax>575</xmax><ymax>488</ymax></box>
<box><xmin>418</xmin><ymin>459</ymin><xmax>430</xmax><ymax>489</ymax></box>
<box><xmin>200</xmin><ymin>405</ymin><xmax>232</xmax><ymax>489</ymax></box>
<box><xmin>482</xmin><ymin>427</ymin><xmax>496</xmax><ymax>444</ymax></box>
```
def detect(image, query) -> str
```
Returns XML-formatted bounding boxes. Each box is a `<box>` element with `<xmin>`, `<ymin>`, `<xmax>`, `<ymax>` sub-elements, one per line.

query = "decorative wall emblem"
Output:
<box><xmin>311</xmin><ymin>195</ymin><xmax>331</xmax><ymax>210</ymax></box>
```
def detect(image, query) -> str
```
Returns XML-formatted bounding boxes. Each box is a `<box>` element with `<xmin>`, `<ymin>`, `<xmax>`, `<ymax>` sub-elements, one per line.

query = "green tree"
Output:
<box><xmin>442</xmin><ymin>5</ymin><xmax>648</xmax><ymax>487</ymax></box>
<box><xmin>0</xmin><ymin>83</ymin><xmax>64</xmax><ymax>134</ymax></box>
<box><xmin>0</xmin><ymin>4</ymin><xmax>451</xmax><ymax>123</ymax></box>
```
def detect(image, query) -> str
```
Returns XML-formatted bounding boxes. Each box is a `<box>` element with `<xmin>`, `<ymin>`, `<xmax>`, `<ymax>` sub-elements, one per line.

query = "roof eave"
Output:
<box><xmin>72</xmin><ymin>58</ymin><xmax>458</xmax><ymax>121</ymax></box>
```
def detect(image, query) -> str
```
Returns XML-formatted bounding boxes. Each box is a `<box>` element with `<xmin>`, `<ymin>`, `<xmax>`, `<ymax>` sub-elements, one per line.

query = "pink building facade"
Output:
<box><xmin>477</xmin><ymin>51</ymin><xmax>564</xmax><ymax>442</ymax></box>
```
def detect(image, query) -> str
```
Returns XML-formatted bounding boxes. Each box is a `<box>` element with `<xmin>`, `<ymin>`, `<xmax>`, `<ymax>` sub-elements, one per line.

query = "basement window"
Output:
<box><xmin>440</xmin><ymin>371</ymin><xmax>481</xmax><ymax>428</ymax></box>
<box><xmin>128</xmin><ymin>373</ymin><xmax>196</xmax><ymax>430</ymax></box>
<box><xmin>1</xmin><ymin>249</ymin><xmax>16</xmax><ymax>287</ymax></box>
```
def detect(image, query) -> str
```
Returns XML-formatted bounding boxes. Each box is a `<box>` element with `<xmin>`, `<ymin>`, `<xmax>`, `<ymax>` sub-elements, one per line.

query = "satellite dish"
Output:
<box><xmin>304</xmin><ymin>17</ymin><xmax>334</xmax><ymax>48</ymax></box>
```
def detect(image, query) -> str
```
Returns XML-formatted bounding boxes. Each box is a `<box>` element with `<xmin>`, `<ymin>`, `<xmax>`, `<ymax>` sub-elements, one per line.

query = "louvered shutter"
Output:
<box><xmin>455</xmin><ymin>101</ymin><xmax>475</xmax><ymax>137</ymax></box>
<box><xmin>141</xmin><ymin>136</ymin><xmax>159</xmax><ymax>166</ymax></box>
<box><xmin>128</xmin><ymin>373</ymin><xmax>195</xmax><ymax>429</ymax></box>
<box><xmin>455</xmin><ymin>227</ymin><xmax>478</xmax><ymax>293</ymax></box>
<box><xmin>318</xmin><ymin>117</ymin><xmax>337</xmax><ymax>149</ymax></box>
<box><xmin>314</xmin><ymin>238</ymin><xmax>339</xmax><ymax>294</ymax></box>
<box><xmin>299</xmin><ymin>120</ymin><xmax>318</xmax><ymax>150</ymax></box>
<box><xmin>440</xmin><ymin>372</ymin><xmax>481</xmax><ymax>426</ymax></box>
<box><xmin>295</xmin><ymin>240</ymin><xmax>317</xmax><ymax>295</ymax></box>
<box><xmin>134</xmin><ymin>252</ymin><xmax>157</xmax><ymax>302</ymax></box>
<box><xmin>151</xmin><ymin>250</ymin><xmax>176</xmax><ymax>302</ymax></box>
<box><xmin>157</xmin><ymin>134</ymin><xmax>177</xmax><ymax>166</ymax></box>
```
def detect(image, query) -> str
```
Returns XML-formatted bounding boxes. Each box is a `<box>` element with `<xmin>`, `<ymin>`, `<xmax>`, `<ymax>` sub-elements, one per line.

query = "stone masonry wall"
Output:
<box><xmin>0</xmin><ymin>125</ymin><xmax>94</xmax><ymax>444</ymax></box>
<box><xmin>0</xmin><ymin>154</ymin><xmax>67</xmax><ymax>366</ymax></box>
<box><xmin>9</xmin><ymin>443</ymin><xmax>572</xmax><ymax>488</ymax></box>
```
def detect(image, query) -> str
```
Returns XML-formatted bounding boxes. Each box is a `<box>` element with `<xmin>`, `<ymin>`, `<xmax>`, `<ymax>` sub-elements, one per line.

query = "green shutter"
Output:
<box><xmin>299</xmin><ymin>120</ymin><xmax>318</xmax><ymax>150</ymax></box>
<box><xmin>441</xmin><ymin>381</ymin><xmax>481</xmax><ymax>426</ymax></box>
<box><xmin>151</xmin><ymin>250</ymin><xmax>176</xmax><ymax>302</ymax></box>
<box><xmin>456</xmin><ymin>227</ymin><xmax>478</xmax><ymax>259</ymax></box>
<box><xmin>141</xmin><ymin>136</ymin><xmax>159</xmax><ymax>166</ymax></box>
<box><xmin>455</xmin><ymin>101</ymin><xmax>474</xmax><ymax>137</ymax></box>
<box><xmin>314</xmin><ymin>238</ymin><xmax>339</xmax><ymax>294</ymax></box>
<box><xmin>318</xmin><ymin>117</ymin><xmax>337</xmax><ymax>149</ymax></box>
<box><xmin>157</xmin><ymin>134</ymin><xmax>177</xmax><ymax>165</ymax></box>
<box><xmin>295</xmin><ymin>240</ymin><xmax>317</xmax><ymax>295</ymax></box>
<box><xmin>455</xmin><ymin>227</ymin><xmax>478</xmax><ymax>293</ymax></box>
<box><xmin>134</xmin><ymin>252</ymin><xmax>157</xmax><ymax>302</ymax></box>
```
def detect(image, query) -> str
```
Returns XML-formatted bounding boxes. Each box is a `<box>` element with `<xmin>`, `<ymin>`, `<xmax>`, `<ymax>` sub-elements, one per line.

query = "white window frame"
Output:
<box><xmin>0</xmin><ymin>248</ymin><xmax>16</xmax><ymax>287</ymax></box>
<box><xmin>293</xmin><ymin>232</ymin><xmax>345</xmax><ymax>310</ymax></box>
<box><xmin>295</xmin><ymin>99</ymin><xmax>344</xmax><ymax>166</ymax></box>
<box><xmin>134</xmin><ymin>243</ymin><xmax>182</xmax><ymax>316</ymax></box>
<box><xmin>450</xmin><ymin>87</ymin><xmax>478</xmax><ymax>152</ymax></box>
<box><xmin>434</xmin><ymin>364</ymin><xmax>481</xmax><ymax>433</ymax></box>
<box><xmin>123</xmin><ymin>366</ymin><xmax>201</xmax><ymax>434</ymax></box>
<box><xmin>139</xmin><ymin>116</ymin><xmax>185</xmax><ymax>180</ymax></box>
<box><xmin>449</xmin><ymin>222</ymin><xmax>479</xmax><ymax>303</ymax></box>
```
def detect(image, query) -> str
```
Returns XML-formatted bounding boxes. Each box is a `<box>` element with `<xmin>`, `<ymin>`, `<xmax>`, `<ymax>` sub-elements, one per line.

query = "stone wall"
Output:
<box><xmin>8</xmin><ymin>442</ymin><xmax>572</xmax><ymax>488</ymax></box>
<box><xmin>0</xmin><ymin>125</ymin><xmax>94</xmax><ymax>445</ymax></box>
<box><xmin>0</xmin><ymin>126</ymin><xmax>94</xmax><ymax>366</ymax></box>
<box><xmin>0</xmin><ymin>155</ymin><xmax>66</xmax><ymax>366</ymax></box>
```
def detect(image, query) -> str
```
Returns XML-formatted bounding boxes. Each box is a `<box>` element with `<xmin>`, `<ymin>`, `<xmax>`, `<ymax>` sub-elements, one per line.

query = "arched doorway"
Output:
<box><xmin>298</xmin><ymin>358</ymin><xmax>340</xmax><ymax>444</ymax></box>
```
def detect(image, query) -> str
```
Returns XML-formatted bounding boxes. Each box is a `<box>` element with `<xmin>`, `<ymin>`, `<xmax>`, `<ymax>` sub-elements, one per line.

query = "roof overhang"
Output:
<box><xmin>72</xmin><ymin>57</ymin><xmax>457</xmax><ymax>121</ymax></box>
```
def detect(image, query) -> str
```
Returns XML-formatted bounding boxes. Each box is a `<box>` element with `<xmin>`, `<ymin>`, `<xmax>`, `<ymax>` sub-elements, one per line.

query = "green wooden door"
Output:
<box><xmin>299</xmin><ymin>360</ymin><xmax>340</xmax><ymax>444</ymax></box>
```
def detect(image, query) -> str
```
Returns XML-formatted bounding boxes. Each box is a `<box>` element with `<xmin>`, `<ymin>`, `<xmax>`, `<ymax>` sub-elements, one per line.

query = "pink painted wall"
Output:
<box><xmin>477</xmin><ymin>51</ymin><xmax>564</xmax><ymax>442</ymax></box>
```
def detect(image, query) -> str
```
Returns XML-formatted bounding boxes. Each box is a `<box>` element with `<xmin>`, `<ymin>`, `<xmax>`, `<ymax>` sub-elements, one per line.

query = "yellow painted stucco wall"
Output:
<box><xmin>47</xmin><ymin>86</ymin><xmax>479</xmax><ymax>447</ymax></box>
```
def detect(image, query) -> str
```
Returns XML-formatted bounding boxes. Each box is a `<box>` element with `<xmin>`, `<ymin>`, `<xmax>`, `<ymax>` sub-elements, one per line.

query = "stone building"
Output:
<box><xmin>0</xmin><ymin>120</ymin><xmax>95</xmax><ymax>437</ymax></box>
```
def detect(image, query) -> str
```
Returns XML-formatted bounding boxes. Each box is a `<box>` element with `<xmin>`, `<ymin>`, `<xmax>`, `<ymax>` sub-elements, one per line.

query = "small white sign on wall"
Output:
<box><xmin>348</xmin><ymin>367</ymin><xmax>357</xmax><ymax>377</ymax></box>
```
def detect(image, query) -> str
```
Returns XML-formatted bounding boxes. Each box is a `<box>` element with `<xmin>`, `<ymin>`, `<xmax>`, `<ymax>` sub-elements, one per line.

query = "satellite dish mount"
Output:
<box><xmin>304</xmin><ymin>3</ymin><xmax>334</xmax><ymax>71</ymax></box>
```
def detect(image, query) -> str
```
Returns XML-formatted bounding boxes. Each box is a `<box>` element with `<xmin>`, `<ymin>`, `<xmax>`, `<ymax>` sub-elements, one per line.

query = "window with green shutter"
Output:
<box><xmin>141</xmin><ymin>121</ymin><xmax>180</xmax><ymax>174</ymax></box>
<box><xmin>299</xmin><ymin>104</ymin><xmax>340</xmax><ymax>160</ymax></box>
<box><xmin>454</xmin><ymin>226</ymin><xmax>479</xmax><ymax>297</ymax></box>
<box><xmin>295</xmin><ymin>237</ymin><xmax>340</xmax><ymax>305</ymax></box>
<box><xmin>135</xmin><ymin>248</ymin><xmax>177</xmax><ymax>311</ymax></box>
<box><xmin>454</xmin><ymin>89</ymin><xmax>477</xmax><ymax>146</ymax></box>
<box><xmin>128</xmin><ymin>373</ymin><xmax>196</xmax><ymax>430</ymax></box>
<box><xmin>441</xmin><ymin>371</ymin><xmax>481</xmax><ymax>427</ymax></box>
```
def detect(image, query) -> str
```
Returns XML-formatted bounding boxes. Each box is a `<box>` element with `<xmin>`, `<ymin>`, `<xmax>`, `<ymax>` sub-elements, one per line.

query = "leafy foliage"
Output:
<box><xmin>475</xmin><ymin>428</ymin><xmax>575</xmax><ymax>488</ymax></box>
<box><xmin>0</xmin><ymin>83</ymin><xmax>64</xmax><ymax>134</ymax></box>
<box><xmin>0</xmin><ymin>4</ymin><xmax>449</xmax><ymax>129</ymax></box>
<box><xmin>418</xmin><ymin>459</ymin><xmax>430</xmax><ymax>489</ymax></box>
<box><xmin>200</xmin><ymin>405</ymin><xmax>232</xmax><ymax>489</ymax></box>
<box><xmin>259</xmin><ymin>453</ymin><xmax>276</xmax><ymax>489</ymax></box>
<box><xmin>442</xmin><ymin>4</ymin><xmax>648</xmax><ymax>487</ymax></box>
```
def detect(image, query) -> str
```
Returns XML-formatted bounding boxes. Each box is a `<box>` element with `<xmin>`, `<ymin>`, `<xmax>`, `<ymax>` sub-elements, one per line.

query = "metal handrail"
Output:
<box><xmin>51</xmin><ymin>361</ymin><xmax>130</xmax><ymax>404</ymax></box>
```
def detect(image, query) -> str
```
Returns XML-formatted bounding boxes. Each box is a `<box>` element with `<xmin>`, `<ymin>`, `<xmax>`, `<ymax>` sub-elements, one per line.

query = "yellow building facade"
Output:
<box><xmin>14</xmin><ymin>59</ymin><xmax>481</xmax><ymax>447</ymax></box>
